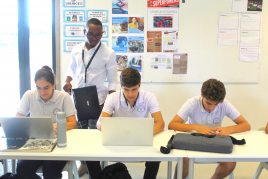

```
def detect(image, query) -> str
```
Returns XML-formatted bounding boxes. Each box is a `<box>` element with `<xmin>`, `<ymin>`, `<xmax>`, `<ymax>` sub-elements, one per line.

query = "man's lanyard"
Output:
<box><xmin>82</xmin><ymin>42</ymin><xmax>101</xmax><ymax>83</ymax></box>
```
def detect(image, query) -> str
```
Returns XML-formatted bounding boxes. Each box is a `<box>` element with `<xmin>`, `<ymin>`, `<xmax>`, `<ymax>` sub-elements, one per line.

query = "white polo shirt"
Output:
<box><xmin>97</xmin><ymin>90</ymin><xmax>160</xmax><ymax>128</ymax></box>
<box><xmin>66</xmin><ymin>42</ymin><xmax>117</xmax><ymax>105</ymax></box>
<box><xmin>17</xmin><ymin>90</ymin><xmax>76</xmax><ymax>122</ymax></box>
<box><xmin>178</xmin><ymin>96</ymin><xmax>240</xmax><ymax>127</ymax></box>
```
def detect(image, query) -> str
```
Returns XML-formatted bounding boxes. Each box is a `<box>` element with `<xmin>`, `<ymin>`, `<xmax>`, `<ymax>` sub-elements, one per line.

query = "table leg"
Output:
<box><xmin>187</xmin><ymin>158</ymin><xmax>194</xmax><ymax>179</ymax></box>
<box><xmin>167</xmin><ymin>161</ymin><xmax>172</xmax><ymax>179</ymax></box>
<box><xmin>176</xmin><ymin>158</ymin><xmax>183</xmax><ymax>179</ymax></box>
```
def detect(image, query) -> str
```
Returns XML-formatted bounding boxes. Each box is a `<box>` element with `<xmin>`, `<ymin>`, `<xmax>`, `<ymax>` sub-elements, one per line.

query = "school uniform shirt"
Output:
<box><xmin>17</xmin><ymin>90</ymin><xmax>76</xmax><ymax>122</ymax></box>
<box><xmin>177</xmin><ymin>96</ymin><xmax>240</xmax><ymax>127</ymax></box>
<box><xmin>97</xmin><ymin>90</ymin><xmax>160</xmax><ymax>128</ymax></box>
<box><xmin>66</xmin><ymin>42</ymin><xmax>117</xmax><ymax>105</ymax></box>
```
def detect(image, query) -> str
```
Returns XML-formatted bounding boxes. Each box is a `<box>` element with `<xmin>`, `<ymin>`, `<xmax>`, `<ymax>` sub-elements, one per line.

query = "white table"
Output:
<box><xmin>186</xmin><ymin>131</ymin><xmax>268</xmax><ymax>179</ymax></box>
<box><xmin>0</xmin><ymin>129</ymin><xmax>184</xmax><ymax>179</ymax></box>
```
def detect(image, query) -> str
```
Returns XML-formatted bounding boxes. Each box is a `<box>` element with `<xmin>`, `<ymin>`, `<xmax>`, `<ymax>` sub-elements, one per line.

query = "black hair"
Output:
<box><xmin>201</xmin><ymin>79</ymin><xmax>226</xmax><ymax>102</ymax></box>
<box><xmin>120</xmin><ymin>68</ymin><xmax>141</xmax><ymax>87</ymax></box>
<box><xmin>86</xmin><ymin>18</ymin><xmax>102</xmax><ymax>28</ymax></box>
<box><xmin>34</xmin><ymin>66</ymin><xmax>55</xmax><ymax>85</ymax></box>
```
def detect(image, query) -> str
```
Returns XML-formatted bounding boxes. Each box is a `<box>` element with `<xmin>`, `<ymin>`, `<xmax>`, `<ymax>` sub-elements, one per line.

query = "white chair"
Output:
<box><xmin>253</xmin><ymin>162</ymin><xmax>268</xmax><ymax>179</ymax></box>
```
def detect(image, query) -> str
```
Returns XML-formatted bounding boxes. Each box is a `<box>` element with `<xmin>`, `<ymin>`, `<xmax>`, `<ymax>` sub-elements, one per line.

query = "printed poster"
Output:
<box><xmin>162</xmin><ymin>31</ymin><xmax>178</xmax><ymax>52</ymax></box>
<box><xmin>63</xmin><ymin>0</ymin><xmax>85</xmax><ymax>7</ymax></box>
<box><xmin>128</xmin><ymin>54</ymin><xmax>143</xmax><ymax>72</ymax></box>
<box><xmin>148</xmin><ymin>8</ymin><xmax>179</xmax><ymax>31</ymax></box>
<box><xmin>64</xmin><ymin>25</ymin><xmax>85</xmax><ymax>37</ymax></box>
<box><xmin>147</xmin><ymin>31</ymin><xmax>162</xmax><ymax>52</ymax></box>
<box><xmin>128</xmin><ymin>36</ymin><xmax>144</xmax><ymax>53</ymax></box>
<box><xmin>150</xmin><ymin>53</ymin><xmax>172</xmax><ymax>69</ymax></box>
<box><xmin>112</xmin><ymin>17</ymin><xmax>128</xmax><ymax>34</ymax></box>
<box><xmin>112</xmin><ymin>36</ymin><xmax>128</xmax><ymax>53</ymax></box>
<box><xmin>147</xmin><ymin>0</ymin><xmax>179</xmax><ymax>8</ymax></box>
<box><xmin>87</xmin><ymin>10</ymin><xmax>108</xmax><ymax>23</ymax></box>
<box><xmin>112</xmin><ymin>0</ymin><xmax>128</xmax><ymax>14</ymax></box>
<box><xmin>64</xmin><ymin>39</ymin><xmax>84</xmax><ymax>52</ymax></box>
<box><xmin>173</xmin><ymin>53</ymin><xmax>188</xmax><ymax>74</ymax></box>
<box><xmin>64</xmin><ymin>10</ymin><xmax>85</xmax><ymax>23</ymax></box>
<box><xmin>128</xmin><ymin>17</ymin><xmax>144</xmax><ymax>33</ymax></box>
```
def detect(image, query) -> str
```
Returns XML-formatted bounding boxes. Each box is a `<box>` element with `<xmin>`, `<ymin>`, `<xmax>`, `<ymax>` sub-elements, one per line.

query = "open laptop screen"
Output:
<box><xmin>101</xmin><ymin>117</ymin><xmax>154</xmax><ymax>146</ymax></box>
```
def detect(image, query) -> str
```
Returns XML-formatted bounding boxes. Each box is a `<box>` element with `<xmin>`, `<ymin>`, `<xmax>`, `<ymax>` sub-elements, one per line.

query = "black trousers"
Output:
<box><xmin>16</xmin><ymin>160</ymin><xmax>66</xmax><ymax>179</ymax></box>
<box><xmin>86</xmin><ymin>161</ymin><xmax>160</xmax><ymax>179</ymax></box>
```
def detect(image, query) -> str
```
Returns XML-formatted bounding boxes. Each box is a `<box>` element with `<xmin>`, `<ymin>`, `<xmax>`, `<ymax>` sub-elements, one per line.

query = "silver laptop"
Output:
<box><xmin>101</xmin><ymin>117</ymin><xmax>154</xmax><ymax>146</ymax></box>
<box><xmin>0</xmin><ymin>117</ymin><xmax>56</xmax><ymax>152</ymax></box>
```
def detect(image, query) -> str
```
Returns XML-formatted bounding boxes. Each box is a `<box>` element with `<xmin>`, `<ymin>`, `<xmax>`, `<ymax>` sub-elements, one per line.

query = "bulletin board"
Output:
<box><xmin>65</xmin><ymin>0</ymin><xmax>263</xmax><ymax>83</ymax></box>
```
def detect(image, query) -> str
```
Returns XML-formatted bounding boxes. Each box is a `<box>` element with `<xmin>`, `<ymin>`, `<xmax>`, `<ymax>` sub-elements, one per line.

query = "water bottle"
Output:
<box><xmin>56</xmin><ymin>111</ymin><xmax>67</xmax><ymax>147</ymax></box>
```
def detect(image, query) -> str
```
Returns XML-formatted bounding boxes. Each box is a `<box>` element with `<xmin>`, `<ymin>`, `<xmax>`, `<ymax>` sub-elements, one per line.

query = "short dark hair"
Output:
<box><xmin>120</xmin><ymin>68</ymin><xmax>141</xmax><ymax>87</ymax></box>
<box><xmin>86</xmin><ymin>18</ymin><xmax>102</xmax><ymax>28</ymax></box>
<box><xmin>34</xmin><ymin>66</ymin><xmax>55</xmax><ymax>85</ymax></box>
<box><xmin>201</xmin><ymin>79</ymin><xmax>226</xmax><ymax>102</ymax></box>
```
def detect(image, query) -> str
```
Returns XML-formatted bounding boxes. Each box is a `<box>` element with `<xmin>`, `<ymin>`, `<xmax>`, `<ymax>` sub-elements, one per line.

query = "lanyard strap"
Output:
<box><xmin>82</xmin><ymin>42</ymin><xmax>101</xmax><ymax>83</ymax></box>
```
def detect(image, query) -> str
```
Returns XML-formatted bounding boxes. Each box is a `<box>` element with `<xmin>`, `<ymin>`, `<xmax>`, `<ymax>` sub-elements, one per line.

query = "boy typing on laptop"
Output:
<box><xmin>86</xmin><ymin>68</ymin><xmax>165</xmax><ymax>179</ymax></box>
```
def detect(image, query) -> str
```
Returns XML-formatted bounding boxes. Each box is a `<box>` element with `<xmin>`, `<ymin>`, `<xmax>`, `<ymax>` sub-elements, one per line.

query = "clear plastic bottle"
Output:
<box><xmin>56</xmin><ymin>111</ymin><xmax>67</xmax><ymax>147</ymax></box>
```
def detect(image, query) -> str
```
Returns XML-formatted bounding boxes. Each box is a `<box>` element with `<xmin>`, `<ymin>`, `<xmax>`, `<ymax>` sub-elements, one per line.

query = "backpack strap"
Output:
<box><xmin>160</xmin><ymin>135</ymin><xmax>175</xmax><ymax>154</ymax></box>
<box><xmin>229</xmin><ymin>136</ymin><xmax>246</xmax><ymax>145</ymax></box>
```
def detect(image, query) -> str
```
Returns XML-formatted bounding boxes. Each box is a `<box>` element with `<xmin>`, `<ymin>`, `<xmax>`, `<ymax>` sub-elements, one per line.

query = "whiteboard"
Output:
<box><xmin>85</xmin><ymin>0</ymin><xmax>261</xmax><ymax>83</ymax></box>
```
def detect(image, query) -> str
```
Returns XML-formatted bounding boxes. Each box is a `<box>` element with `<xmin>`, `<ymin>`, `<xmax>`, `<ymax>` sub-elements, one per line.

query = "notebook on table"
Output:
<box><xmin>101</xmin><ymin>117</ymin><xmax>154</xmax><ymax>146</ymax></box>
<box><xmin>0</xmin><ymin>117</ymin><xmax>57</xmax><ymax>152</ymax></box>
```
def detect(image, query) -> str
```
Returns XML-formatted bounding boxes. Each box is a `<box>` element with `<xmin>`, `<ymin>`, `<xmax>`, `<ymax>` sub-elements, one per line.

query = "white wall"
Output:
<box><xmin>60</xmin><ymin>0</ymin><xmax>268</xmax><ymax>130</ymax></box>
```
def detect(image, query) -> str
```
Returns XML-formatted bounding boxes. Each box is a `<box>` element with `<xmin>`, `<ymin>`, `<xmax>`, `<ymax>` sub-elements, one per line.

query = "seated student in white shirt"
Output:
<box><xmin>168</xmin><ymin>78</ymin><xmax>251</xmax><ymax>179</ymax></box>
<box><xmin>16</xmin><ymin>66</ymin><xmax>77</xmax><ymax>179</ymax></box>
<box><xmin>86</xmin><ymin>67</ymin><xmax>165</xmax><ymax>179</ymax></box>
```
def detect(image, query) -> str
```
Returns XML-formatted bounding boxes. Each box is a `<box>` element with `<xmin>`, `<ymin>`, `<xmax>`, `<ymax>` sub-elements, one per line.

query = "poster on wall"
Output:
<box><xmin>63</xmin><ymin>0</ymin><xmax>85</xmax><ymax>7</ymax></box>
<box><xmin>173</xmin><ymin>53</ymin><xmax>188</xmax><ymax>74</ymax></box>
<box><xmin>87</xmin><ymin>10</ymin><xmax>109</xmax><ymax>23</ymax></box>
<box><xmin>128</xmin><ymin>17</ymin><xmax>144</xmax><ymax>33</ymax></box>
<box><xmin>162</xmin><ymin>30</ymin><xmax>178</xmax><ymax>52</ymax></box>
<box><xmin>64</xmin><ymin>25</ymin><xmax>85</xmax><ymax>37</ymax></box>
<box><xmin>147</xmin><ymin>31</ymin><xmax>162</xmax><ymax>52</ymax></box>
<box><xmin>128</xmin><ymin>36</ymin><xmax>144</xmax><ymax>53</ymax></box>
<box><xmin>112</xmin><ymin>36</ymin><xmax>128</xmax><ymax>53</ymax></box>
<box><xmin>147</xmin><ymin>0</ymin><xmax>179</xmax><ymax>8</ymax></box>
<box><xmin>232</xmin><ymin>0</ymin><xmax>263</xmax><ymax>12</ymax></box>
<box><xmin>147</xmin><ymin>8</ymin><xmax>179</xmax><ymax>31</ymax></box>
<box><xmin>112</xmin><ymin>17</ymin><xmax>128</xmax><ymax>34</ymax></box>
<box><xmin>64</xmin><ymin>10</ymin><xmax>85</xmax><ymax>23</ymax></box>
<box><xmin>116</xmin><ymin>54</ymin><xmax>128</xmax><ymax>71</ymax></box>
<box><xmin>64</xmin><ymin>39</ymin><xmax>84</xmax><ymax>52</ymax></box>
<box><xmin>112</xmin><ymin>0</ymin><xmax>128</xmax><ymax>14</ymax></box>
<box><xmin>127</xmin><ymin>54</ymin><xmax>143</xmax><ymax>72</ymax></box>
<box><xmin>150</xmin><ymin>53</ymin><xmax>172</xmax><ymax>69</ymax></box>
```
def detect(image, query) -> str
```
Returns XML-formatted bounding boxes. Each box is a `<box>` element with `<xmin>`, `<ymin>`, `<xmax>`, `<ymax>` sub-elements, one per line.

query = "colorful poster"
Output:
<box><xmin>128</xmin><ymin>54</ymin><xmax>143</xmax><ymax>72</ymax></box>
<box><xmin>128</xmin><ymin>36</ymin><xmax>144</xmax><ymax>53</ymax></box>
<box><xmin>173</xmin><ymin>53</ymin><xmax>188</xmax><ymax>74</ymax></box>
<box><xmin>150</xmin><ymin>53</ymin><xmax>172</xmax><ymax>69</ymax></box>
<box><xmin>116</xmin><ymin>55</ymin><xmax>128</xmax><ymax>71</ymax></box>
<box><xmin>87</xmin><ymin>10</ymin><xmax>109</xmax><ymax>23</ymax></box>
<box><xmin>128</xmin><ymin>17</ymin><xmax>144</xmax><ymax>33</ymax></box>
<box><xmin>112</xmin><ymin>36</ymin><xmax>128</xmax><ymax>53</ymax></box>
<box><xmin>147</xmin><ymin>31</ymin><xmax>162</xmax><ymax>52</ymax></box>
<box><xmin>63</xmin><ymin>0</ymin><xmax>85</xmax><ymax>7</ymax></box>
<box><xmin>148</xmin><ymin>8</ymin><xmax>179</xmax><ymax>31</ymax></box>
<box><xmin>162</xmin><ymin>31</ymin><xmax>178</xmax><ymax>52</ymax></box>
<box><xmin>64</xmin><ymin>10</ymin><xmax>85</xmax><ymax>23</ymax></box>
<box><xmin>112</xmin><ymin>17</ymin><xmax>128</xmax><ymax>34</ymax></box>
<box><xmin>64</xmin><ymin>39</ymin><xmax>84</xmax><ymax>52</ymax></box>
<box><xmin>147</xmin><ymin>0</ymin><xmax>179</xmax><ymax>8</ymax></box>
<box><xmin>64</xmin><ymin>25</ymin><xmax>85</xmax><ymax>37</ymax></box>
<box><xmin>112</xmin><ymin>0</ymin><xmax>128</xmax><ymax>14</ymax></box>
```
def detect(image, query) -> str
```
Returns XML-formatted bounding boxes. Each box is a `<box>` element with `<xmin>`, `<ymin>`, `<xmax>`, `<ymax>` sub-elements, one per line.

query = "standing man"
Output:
<box><xmin>86</xmin><ymin>68</ymin><xmax>165</xmax><ymax>179</ymax></box>
<box><xmin>168</xmin><ymin>78</ymin><xmax>251</xmax><ymax>179</ymax></box>
<box><xmin>63</xmin><ymin>18</ymin><xmax>117</xmax><ymax>176</ymax></box>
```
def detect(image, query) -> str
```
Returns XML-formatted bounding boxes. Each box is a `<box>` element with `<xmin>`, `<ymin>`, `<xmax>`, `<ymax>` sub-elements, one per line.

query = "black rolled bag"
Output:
<box><xmin>160</xmin><ymin>132</ymin><xmax>246</xmax><ymax>154</ymax></box>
